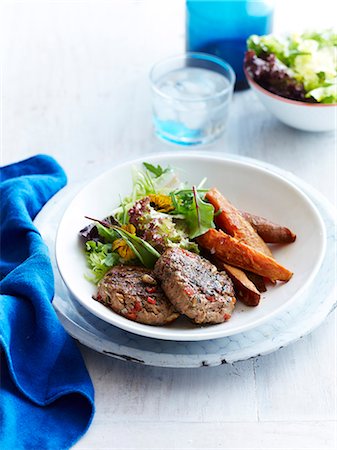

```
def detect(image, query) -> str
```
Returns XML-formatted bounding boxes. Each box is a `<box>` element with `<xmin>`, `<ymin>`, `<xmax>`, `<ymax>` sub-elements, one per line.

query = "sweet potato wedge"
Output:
<box><xmin>197</xmin><ymin>229</ymin><xmax>293</xmax><ymax>282</ymax></box>
<box><xmin>245</xmin><ymin>271</ymin><xmax>267</xmax><ymax>293</ymax></box>
<box><xmin>241</xmin><ymin>211</ymin><xmax>296</xmax><ymax>244</ymax></box>
<box><xmin>206</xmin><ymin>188</ymin><xmax>272</xmax><ymax>257</ymax></box>
<box><xmin>217</xmin><ymin>262</ymin><xmax>261</xmax><ymax>307</ymax></box>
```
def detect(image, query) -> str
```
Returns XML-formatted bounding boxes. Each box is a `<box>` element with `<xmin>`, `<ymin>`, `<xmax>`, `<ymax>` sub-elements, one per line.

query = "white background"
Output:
<box><xmin>1</xmin><ymin>1</ymin><xmax>336</xmax><ymax>449</ymax></box>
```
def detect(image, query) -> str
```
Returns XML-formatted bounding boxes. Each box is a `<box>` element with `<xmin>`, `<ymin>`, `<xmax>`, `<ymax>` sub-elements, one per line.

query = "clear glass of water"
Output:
<box><xmin>150</xmin><ymin>53</ymin><xmax>235</xmax><ymax>145</ymax></box>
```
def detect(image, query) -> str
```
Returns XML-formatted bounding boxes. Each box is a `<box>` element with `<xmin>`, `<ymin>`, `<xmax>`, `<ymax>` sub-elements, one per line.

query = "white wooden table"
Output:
<box><xmin>2</xmin><ymin>1</ymin><xmax>336</xmax><ymax>449</ymax></box>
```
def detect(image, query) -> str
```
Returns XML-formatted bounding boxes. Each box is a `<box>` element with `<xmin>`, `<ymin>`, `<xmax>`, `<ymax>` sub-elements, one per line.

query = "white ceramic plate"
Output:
<box><xmin>55</xmin><ymin>154</ymin><xmax>326</xmax><ymax>341</ymax></box>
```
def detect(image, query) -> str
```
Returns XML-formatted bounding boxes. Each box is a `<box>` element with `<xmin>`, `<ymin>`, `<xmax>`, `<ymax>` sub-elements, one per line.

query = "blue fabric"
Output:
<box><xmin>0</xmin><ymin>155</ymin><xmax>95</xmax><ymax>450</ymax></box>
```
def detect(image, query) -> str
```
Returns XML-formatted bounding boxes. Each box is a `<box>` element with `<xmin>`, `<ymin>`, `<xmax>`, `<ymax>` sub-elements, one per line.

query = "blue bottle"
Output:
<box><xmin>186</xmin><ymin>0</ymin><xmax>274</xmax><ymax>90</ymax></box>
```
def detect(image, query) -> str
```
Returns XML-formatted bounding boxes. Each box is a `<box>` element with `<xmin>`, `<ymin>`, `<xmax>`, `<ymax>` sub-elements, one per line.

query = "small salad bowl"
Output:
<box><xmin>245</xmin><ymin>70</ymin><xmax>337</xmax><ymax>132</ymax></box>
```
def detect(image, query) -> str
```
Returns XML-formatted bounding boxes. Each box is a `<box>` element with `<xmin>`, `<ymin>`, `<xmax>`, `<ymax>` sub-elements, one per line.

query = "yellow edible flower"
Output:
<box><xmin>122</xmin><ymin>224</ymin><xmax>136</xmax><ymax>234</ymax></box>
<box><xmin>148</xmin><ymin>194</ymin><xmax>174</xmax><ymax>213</ymax></box>
<box><xmin>112</xmin><ymin>224</ymin><xmax>136</xmax><ymax>261</ymax></box>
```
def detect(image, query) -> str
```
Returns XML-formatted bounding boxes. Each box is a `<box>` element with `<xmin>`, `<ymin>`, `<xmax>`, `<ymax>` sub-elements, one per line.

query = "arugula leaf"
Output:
<box><xmin>143</xmin><ymin>162</ymin><xmax>169</xmax><ymax>178</ymax></box>
<box><xmin>112</xmin><ymin>226</ymin><xmax>160</xmax><ymax>268</ymax></box>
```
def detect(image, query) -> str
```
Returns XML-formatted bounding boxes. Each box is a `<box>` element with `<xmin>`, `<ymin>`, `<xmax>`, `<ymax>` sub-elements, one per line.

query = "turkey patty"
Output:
<box><xmin>154</xmin><ymin>247</ymin><xmax>236</xmax><ymax>324</ymax></box>
<box><xmin>96</xmin><ymin>265</ymin><xmax>179</xmax><ymax>325</ymax></box>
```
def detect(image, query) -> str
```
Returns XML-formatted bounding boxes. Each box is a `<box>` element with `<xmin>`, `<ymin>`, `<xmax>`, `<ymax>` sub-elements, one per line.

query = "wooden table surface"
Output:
<box><xmin>2</xmin><ymin>1</ymin><xmax>336</xmax><ymax>449</ymax></box>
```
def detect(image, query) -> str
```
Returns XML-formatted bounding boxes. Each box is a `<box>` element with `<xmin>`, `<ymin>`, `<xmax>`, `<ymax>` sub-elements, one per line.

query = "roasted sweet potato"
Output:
<box><xmin>206</xmin><ymin>188</ymin><xmax>272</xmax><ymax>257</ymax></box>
<box><xmin>241</xmin><ymin>211</ymin><xmax>296</xmax><ymax>244</ymax></box>
<box><xmin>245</xmin><ymin>271</ymin><xmax>267</xmax><ymax>293</ymax></box>
<box><xmin>197</xmin><ymin>229</ymin><xmax>293</xmax><ymax>282</ymax></box>
<box><xmin>218</xmin><ymin>262</ymin><xmax>261</xmax><ymax>307</ymax></box>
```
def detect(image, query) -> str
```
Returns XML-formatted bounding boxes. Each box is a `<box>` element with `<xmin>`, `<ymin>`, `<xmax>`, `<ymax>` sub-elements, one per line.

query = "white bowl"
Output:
<box><xmin>245</xmin><ymin>71</ymin><xmax>337</xmax><ymax>132</ymax></box>
<box><xmin>55</xmin><ymin>153</ymin><xmax>326</xmax><ymax>341</ymax></box>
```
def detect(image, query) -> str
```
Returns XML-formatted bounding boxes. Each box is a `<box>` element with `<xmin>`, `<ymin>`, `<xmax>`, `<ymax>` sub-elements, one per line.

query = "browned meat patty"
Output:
<box><xmin>96</xmin><ymin>265</ymin><xmax>179</xmax><ymax>325</ymax></box>
<box><xmin>154</xmin><ymin>247</ymin><xmax>236</xmax><ymax>324</ymax></box>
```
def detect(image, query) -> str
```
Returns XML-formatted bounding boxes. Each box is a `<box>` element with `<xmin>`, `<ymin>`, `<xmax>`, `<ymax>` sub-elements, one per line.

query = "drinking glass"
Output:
<box><xmin>150</xmin><ymin>53</ymin><xmax>235</xmax><ymax>146</ymax></box>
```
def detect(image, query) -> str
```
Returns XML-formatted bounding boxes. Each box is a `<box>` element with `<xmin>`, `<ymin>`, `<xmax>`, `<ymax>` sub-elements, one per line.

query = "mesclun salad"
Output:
<box><xmin>80</xmin><ymin>162</ymin><xmax>215</xmax><ymax>284</ymax></box>
<box><xmin>79</xmin><ymin>162</ymin><xmax>297</xmax><ymax>327</ymax></box>
<box><xmin>244</xmin><ymin>30</ymin><xmax>337</xmax><ymax>103</ymax></box>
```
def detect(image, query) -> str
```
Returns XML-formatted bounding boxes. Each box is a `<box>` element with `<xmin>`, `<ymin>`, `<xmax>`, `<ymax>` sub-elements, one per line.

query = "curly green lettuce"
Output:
<box><xmin>247</xmin><ymin>30</ymin><xmax>337</xmax><ymax>103</ymax></box>
<box><xmin>85</xmin><ymin>241</ymin><xmax>120</xmax><ymax>284</ymax></box>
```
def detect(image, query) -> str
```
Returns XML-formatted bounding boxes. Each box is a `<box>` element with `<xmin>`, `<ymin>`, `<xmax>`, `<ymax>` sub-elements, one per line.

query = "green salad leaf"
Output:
<box><xmin>301</xmin><ymin>30</ymin><xmax>337</xmax><ymax>47</ymax></box>
<box><xmin>127</xmin><ymin>196</ymin><xmax>199</xmax><ymax>253</ymax></box>
<box><xmin>84</xmin><ymin>220</ymin><xmax>161</xmax><ymax>283</ymax></box>
<box><xmin>170</xmin><ymin>187</ymin><xmax>215</xmax><ymax>239</ymax></box>
<box><xmin>114</xmin><ymin>162</ymin><xmax>183</xmax><ymax>225</ymax></box>
<box><xmin>82</xmin><ymin>163</ymin><xmax>216</xmax><ymax>283</ymax></box>
<box><xmin>306</xmin><ymin>82</ymin><xmax>337</xmax><ymax>103</ymax></box>
<box><xmin>247</xmin><ymin>30</ymin><xmax>337</xmax><ymax>103</ymax></box>
<box><xmin>143</xmin><ymin>162</ymin><xmax>170</xmax><ymax>178</ymax></box>
<box><xmin>112</xmin><ymin>226</ymin><xmax>160</xmax><ymax>268</ymax></box>
<box><xmin>85</xmin><ymin>241</ymin><xmax>120</xmax><ymax>284</ymax></box>
<box><xmin>96</xmin><ymin>222</ymin><xmax>119</xmax><ymax>242</ymax></box>
<box><xmin>247</xmin><ymin>34</ymin><xmax>288</xmax><ymax>62</ymax></box>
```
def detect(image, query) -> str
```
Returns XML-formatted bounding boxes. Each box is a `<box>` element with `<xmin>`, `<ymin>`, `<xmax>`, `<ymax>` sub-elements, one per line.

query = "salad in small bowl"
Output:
<box><xmin>244</xmin><ymin>30</ymin><xmax>337</xmax><ymax>131</ymax></box>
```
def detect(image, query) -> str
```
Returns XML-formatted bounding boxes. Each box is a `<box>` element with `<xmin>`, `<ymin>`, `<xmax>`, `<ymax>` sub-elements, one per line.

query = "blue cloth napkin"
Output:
<box><xmin>0</xmin><ymin>155</ymin><xmax>95</xmax><ymax>450</ymax></box>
